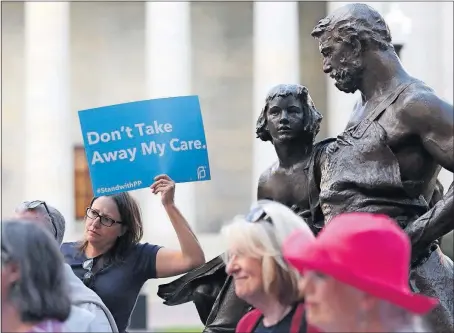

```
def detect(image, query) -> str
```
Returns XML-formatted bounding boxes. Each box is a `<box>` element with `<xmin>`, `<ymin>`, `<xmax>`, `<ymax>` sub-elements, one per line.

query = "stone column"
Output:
<box><xmin>144</xmin><ymin>2</ymin><xmax>194</xmax><ymax>241</ymax></box>
<box><xmin>24</xmin><ymin>2</ymin><xmax>74</xmax><ymax>237</ymax></box>
<box><xmin>440</xmin><ymin>2</ymin><xmax>454</xmax><ymax>259</ymax></box>
<box><xmin>439</xmin><ymin>1</ymin><xmax>453</xmax><ymax>191</ymax></box>
<box><xmin>441</xmin><ymin>2</ymin><xmax>453</xmax><ymax>104</ymax></box>
<box><xmin>252</xmin><ymin>1</ymin><xmax>300</xmax><ymax>199</ymax></box>
<box><xmin>0</xmin><ymin>4</ymin><xmax>3</xmax><ymax>207</ymax></box>
<box><xmin>400</xmin><ymin>2</ymin><xmax>443</xmax><ymax>94</ymax></box>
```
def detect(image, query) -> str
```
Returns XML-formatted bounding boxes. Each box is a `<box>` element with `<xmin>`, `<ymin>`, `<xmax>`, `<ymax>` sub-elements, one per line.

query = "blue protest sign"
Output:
<box><xmin>78</xmin><ymin>96</ymin><xmax>211</xmax><ymax>196</ymax></box>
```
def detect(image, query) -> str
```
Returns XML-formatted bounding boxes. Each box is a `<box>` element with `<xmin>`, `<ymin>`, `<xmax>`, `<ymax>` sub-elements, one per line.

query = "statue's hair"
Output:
<box><xmin>256</xmin><ymin>84</ymin><xmax>323</xmax><ymax>143</ymax></box>
<box><xmin>311</xmin><ymin>3</ymin><xmax>393</xmax><ymax>52</ymax></box>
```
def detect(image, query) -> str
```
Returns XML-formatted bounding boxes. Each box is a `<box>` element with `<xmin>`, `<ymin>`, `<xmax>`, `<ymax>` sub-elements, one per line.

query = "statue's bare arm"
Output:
<box><xmin>400</xmin><ymin>92</ymin><xmax>454</xmax><ymax>252</ymax></box>
<box><xmin>257</xmin><ymin>166</ymin><xmax>275</xmax><ymax>201</ymax></box>
<box><xmin>403</xmin><ymin>92</ymin><xmax>454</xmax><ymax>172</ymax></box>
<box><xmin>257</xmin><ymin>176</ymin><xmax>267</xmax><ymax>201</ymax></box>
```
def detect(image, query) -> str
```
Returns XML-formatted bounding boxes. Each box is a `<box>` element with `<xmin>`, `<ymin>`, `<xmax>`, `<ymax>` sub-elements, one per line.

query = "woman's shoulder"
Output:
<box><xmin>60</xmin><ymin>242</ymin><xmax>85</xmax><ymax>264</ymax></box>
<box><xmin>60</xmin><ymin>241</ymin><xmax>79</xmax><ymax>254</ymax></box>
<box><xmin>124</xmin><ymin>243</ymin><xmax>163</xmax><ymax>278</ymax></box>
<box><xmin>129</xmin><ymin>242</ymin><xmax>162</xmax><ymax>257</ymax></box>
<box><xmin>236</xmin><ymin>308</ymin><xmax>262</xmax><ymax>333</ymax></box>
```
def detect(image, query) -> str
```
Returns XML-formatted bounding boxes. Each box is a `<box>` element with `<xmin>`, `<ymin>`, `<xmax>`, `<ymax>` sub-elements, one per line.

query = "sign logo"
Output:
<box><xmin>197</xmin><ymin>166</ymin><xmax>207</xmax><ymax>180</ymax></box>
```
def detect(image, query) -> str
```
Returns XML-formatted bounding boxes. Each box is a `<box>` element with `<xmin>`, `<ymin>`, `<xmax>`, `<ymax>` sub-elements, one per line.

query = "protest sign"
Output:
<box><xmin>78</xmin><ymin>96</ymin><xmax>211</xmax><ymax>196</ymax></box>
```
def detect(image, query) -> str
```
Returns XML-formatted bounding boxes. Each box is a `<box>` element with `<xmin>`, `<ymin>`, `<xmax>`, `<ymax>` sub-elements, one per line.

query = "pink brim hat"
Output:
<box><xmin>282</xmin><ymin>214</ymin><xmax>438</xmax><ymax>315</ymax></box>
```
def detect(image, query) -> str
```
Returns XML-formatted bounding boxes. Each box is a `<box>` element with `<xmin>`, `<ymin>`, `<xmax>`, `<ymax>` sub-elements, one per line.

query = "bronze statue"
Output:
<box><xmin>256</xmin><ymin>83</ymin><xmax>331</xmax><ymax>234</ymax></box>
<box><xmin>158</xmin><ymin>4</ymin><xmax>453</xmax><ymax>331</ymax></box>
<box><xmin>311</xmin><ymin>3</ymin><xmax>453</xmax><ymax>331</ymax></box>
<box><xmin>157</xmin><ymin>84</ymin><xmax>328</xmax><ymax>333</ymax></box>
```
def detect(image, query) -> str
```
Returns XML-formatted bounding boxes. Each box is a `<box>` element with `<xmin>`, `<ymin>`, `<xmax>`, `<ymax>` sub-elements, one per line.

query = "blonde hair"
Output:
<box><xmin>221</xmin><ymin>200</ymin><xmax>315</xmax><ymax>305</ymax></box>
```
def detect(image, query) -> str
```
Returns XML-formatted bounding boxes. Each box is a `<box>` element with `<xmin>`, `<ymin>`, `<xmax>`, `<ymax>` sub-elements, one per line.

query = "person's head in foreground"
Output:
<box><xmin>1</xmin><ymin>219</ymin><xmax>71</xmax><ymax>332</ymax></box>
<box><xmin>282</xmin><ymin>212</ymin><xmax>438</xmax><ymax>333</ymax></box>
<box><xmin>222</xmin><ymin>200</ymin><xmax>315</xmax><ymax>328</ymax></box>
<box><xmin>15</xmin><ymin>200</ymin><xmax>66</xmax><ymax>245</ymax></box>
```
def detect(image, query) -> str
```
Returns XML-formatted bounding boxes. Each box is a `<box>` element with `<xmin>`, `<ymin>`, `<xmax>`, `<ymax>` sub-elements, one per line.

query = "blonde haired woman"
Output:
<box><xmin>222</xmin><ymin>200</ymin><xmax>318</xmax><ymax>333</ymax></box>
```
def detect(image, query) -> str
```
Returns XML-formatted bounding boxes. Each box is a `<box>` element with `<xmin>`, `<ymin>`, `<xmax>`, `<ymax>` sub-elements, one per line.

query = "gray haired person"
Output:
<box><xmin>1</xmin><ymin>220</ymin><xmax>71</xmax><ymax>332</ymax></box>
<box><xmin>15</xmin><ymin>200</ymin><xmax>118</xmax><ymax>333</ymax></box>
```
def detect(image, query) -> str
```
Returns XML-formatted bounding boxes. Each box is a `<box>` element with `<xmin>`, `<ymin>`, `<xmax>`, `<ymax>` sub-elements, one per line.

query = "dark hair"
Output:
<box><xmin>256</xmin><ymin>84</ymin><xmax>323</xmax><ymax>143</ymax></box>
<box><xmin>311</xmin><ymin>3</ymin><xmax>393</xmax><ymax>52</ymax></box>
<box><xmin>79</xmin><ymin>192</ymin><xmax>143</xmax><ymax>262</ymax></box>
<box><xmin>1</xmin><ymin>220</ymin><xmax>71</xmax><ymax>323</ymax></box>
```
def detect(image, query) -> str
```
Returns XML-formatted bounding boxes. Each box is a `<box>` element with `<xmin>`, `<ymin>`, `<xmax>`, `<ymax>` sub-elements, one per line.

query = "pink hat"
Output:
<box><xmin>282</xmin><ymin>212</ymin><xmax>438</xmax><ymax>315</ymax></box>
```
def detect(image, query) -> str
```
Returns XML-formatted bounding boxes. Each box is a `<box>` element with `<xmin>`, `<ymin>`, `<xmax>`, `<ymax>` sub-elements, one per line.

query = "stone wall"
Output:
<box><xmin>191</xmin><ymin>2</ymin><xmax>254</xmax><ymax>232</ymax></box>
<box><xmin>2</xmin><ymin>2</ymin><xmax>25</xmax><ymax>217</ymax></box>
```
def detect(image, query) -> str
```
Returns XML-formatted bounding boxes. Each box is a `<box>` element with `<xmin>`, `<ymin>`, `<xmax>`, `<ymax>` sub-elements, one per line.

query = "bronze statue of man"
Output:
<box><xmin>311</xmin><ymin>3</ymin><xmax>453</xmax><ymax>331</ymax></box>
<box><xmin>157</xmin><ymin>84</ymin><xmax>328</xmax><ymax>333</ymax></box>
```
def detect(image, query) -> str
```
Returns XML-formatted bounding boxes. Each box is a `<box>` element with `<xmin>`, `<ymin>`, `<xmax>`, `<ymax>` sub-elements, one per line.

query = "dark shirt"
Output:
<box><xmin>61</xmin><ymin>242</ymin><xmax>161</xmax><ymax>333</ymax></box>
<box><xmin>253</xmin><ymin>305</ymin><xmax>296</xmax><ymax>333</ymax></box>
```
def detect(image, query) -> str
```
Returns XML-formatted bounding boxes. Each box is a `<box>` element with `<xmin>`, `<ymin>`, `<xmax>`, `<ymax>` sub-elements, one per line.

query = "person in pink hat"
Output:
<box><xmin>282</xmin><ymin>212</ymin><xmax>438</xmax><ymax>333</ymax></box>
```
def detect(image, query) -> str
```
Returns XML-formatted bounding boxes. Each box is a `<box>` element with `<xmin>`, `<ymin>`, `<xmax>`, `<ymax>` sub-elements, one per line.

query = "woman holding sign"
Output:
<box><xmin>61</xmin><ymin>174</ymin><xmax>206</xmax><ymax>333</ymax></box>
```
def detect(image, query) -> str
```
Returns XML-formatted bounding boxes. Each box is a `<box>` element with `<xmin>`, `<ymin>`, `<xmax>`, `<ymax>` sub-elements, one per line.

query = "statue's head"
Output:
<box><xmin>311</xmin><ymin>3</ymin><xmax>393</xmax><ymax>94</ymax></box>
<box><xmin>256</xmin><ymin>84</ymin><xmax>323</xmax><ymax>145</ymax></box>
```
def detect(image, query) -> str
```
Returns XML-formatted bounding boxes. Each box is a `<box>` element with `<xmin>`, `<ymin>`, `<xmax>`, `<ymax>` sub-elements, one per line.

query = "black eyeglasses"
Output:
<box><xmin>23</xmin><ymin>200</ymin><xmax>57</xmax><ymax>239</ymax></box>
<box><xmin>245</xmin><ymin>206</ymin><xmax>273</xmax><ymax>225</ymax></box>
<box><xmin>82</xmin><ymin>258</ymin><xmax>95</xmax><ymax>288</ymax></box>
<box><xmin>86</xmin><ymin>207</ymin><xmax>122</xmax><ymax>227</ymax></box>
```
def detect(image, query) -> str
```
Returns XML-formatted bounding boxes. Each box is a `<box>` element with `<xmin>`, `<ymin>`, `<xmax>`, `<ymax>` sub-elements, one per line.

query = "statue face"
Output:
<box><xmin>318</xmin><ymin>35</ymin><xmax>363</xmax><ymax>94</ymax></box>
<box><xmin>266</xmin><ymin>95</ymin><xmax>306</xmax><ymax>143</ymax></box>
